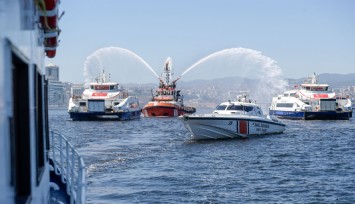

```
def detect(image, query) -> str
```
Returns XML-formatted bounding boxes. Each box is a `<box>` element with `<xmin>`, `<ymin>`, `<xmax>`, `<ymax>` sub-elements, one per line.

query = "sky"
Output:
<box><xmin>46</xmin><ymin>0</ymin><xmax>355</xmax><ymax>84</ymax></box>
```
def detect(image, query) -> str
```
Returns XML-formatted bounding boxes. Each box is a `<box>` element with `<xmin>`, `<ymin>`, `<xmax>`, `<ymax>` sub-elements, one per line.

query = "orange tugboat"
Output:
<box><xmin>142</xmin><ymin>58</ymin><xmax>196</xmax><ymax>117</ymax></box>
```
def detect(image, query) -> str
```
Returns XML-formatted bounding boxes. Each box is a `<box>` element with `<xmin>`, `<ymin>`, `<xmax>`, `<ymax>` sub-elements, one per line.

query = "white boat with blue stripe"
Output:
<box><xmin>181</xmin><ymin>93</ymin><xmax>285</xmax><ymax>140</ymax></box>
<box><xmin>269</xmin><ymin>73</ymin><xmax>352</xmax><ymax>120</ymax></box>
<box><xmin>68</xmin><ymin>71</ymin><xmax>141</xmax><ymax>121</ymax></box>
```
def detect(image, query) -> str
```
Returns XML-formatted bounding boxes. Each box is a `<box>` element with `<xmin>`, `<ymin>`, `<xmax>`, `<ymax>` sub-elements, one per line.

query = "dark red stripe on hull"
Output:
<box><xmin>143</xmin><ymin>106</ymin><xmax>183</xmax><ymax>117</ymax></box>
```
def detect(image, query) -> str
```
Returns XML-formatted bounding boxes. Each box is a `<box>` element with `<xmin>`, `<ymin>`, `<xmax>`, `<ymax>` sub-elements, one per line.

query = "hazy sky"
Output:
<box><xmin>46</xmin><ymin>0</ymin><xmax>355</xmax><ymax>84</ymax></box>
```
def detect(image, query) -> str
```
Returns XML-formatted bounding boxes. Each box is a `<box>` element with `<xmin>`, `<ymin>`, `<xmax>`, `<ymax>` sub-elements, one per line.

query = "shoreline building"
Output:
<box><xmin>46</xmin><ymin>63</ymin><xmax>65</xmax><ymax>108</ymax></box>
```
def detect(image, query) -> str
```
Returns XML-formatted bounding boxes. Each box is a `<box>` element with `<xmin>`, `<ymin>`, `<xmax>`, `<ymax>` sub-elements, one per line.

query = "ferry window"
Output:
<box><xmin>79</xmin><ymin>102</ymin><xmax>86</xmax><ymax>106</ymax></box>
<box><xmin>283</xmin><ymin>93</ymin><xmax>288</xmax><ymax>96</ymax></box>
<box><xmin>95</xmin><ymin>85</ymin><xmax>109</xmax><ymax>90</ymax></box>
<box><xmin>325</xmin><ymin>87</ymin><xmax>328</xmax><ymax>91</ymax></box>
<box><xmin>44</xmin><ymin>79</ymin><xmax>50</xmax><ymax>153</ymax></box>
<box><xmin>216</xmin><ymin>105</ymin><xmax>227</xmax><ymax>110</ymax></box>
<box><xmin>110</xmin><ymin>85</ymin><xmax>115</xmax><ymax>90</ymax></box>
<box><xmin>90</xmin><ymin>85</ymin><xmax>94</xmax><ymax>89</ymax></box>
<box><xmin>34</xmin><ymin>67</ymin><xmax>45</xmax><ymax>185</ymax></box>
<box><xmin>11</xmin><ymin>50</ymin><xmax>32</xmax><ymax>200</ymax></box>
<box><xmin>276</xmin><ymin>103</ymin><xmax>294</xmax><ymax>108</ymax></box>
<box><xmin>290</xmin><ymin>93</ymin><xmax>296</xmax><ymax>97</ymax></box>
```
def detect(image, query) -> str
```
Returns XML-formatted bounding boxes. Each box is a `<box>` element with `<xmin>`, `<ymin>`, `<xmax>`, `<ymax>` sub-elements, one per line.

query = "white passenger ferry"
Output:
<box><xmin>68</xmin><ymin>71</ymin><xmax>141</xmax><ymax>121</ymax></box>
<box><xmin>182</xmin><ymin>93</ymin><xmax>285</xmax><ymax>140</ymax></box>
<box><xmin>1</xmin><ymin>0</ymin><xmax>85</xmax><ymax>203</ymax></box>
<box><xmin>269</xmin><ymin>73</ymin><xmax>352</xmax><ymax>120</ymax></box>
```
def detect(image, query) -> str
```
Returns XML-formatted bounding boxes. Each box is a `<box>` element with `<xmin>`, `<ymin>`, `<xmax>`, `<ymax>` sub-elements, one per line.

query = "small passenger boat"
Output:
<box><xmin>182</xmin><ymin>93</ymin><xmax>285</xmax><ymax>140</ymax></box>
<box><xmin>68</xmin><ymin>71</ymin><xmax>141</xmax><ymax>121</ymax></box>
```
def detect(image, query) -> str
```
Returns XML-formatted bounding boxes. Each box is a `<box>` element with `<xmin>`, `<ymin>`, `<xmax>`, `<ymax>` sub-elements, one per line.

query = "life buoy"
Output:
<box><xmin>44</xmin><ymin>34</ymin><xmax>57</xmax><ymax>58</ymax></box>
<box><xmin>38</xmin><ymin>0</ymin><xmax>59</xmax><ymax>58</ymax></box>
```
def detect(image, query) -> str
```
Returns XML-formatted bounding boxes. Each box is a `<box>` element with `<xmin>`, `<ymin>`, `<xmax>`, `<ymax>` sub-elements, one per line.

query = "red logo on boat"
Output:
<box><xmin>313</xmin><ymin>94</ymin><xmax>328</xmax><ymax>99</ymax></box>
<box><xmin>239</xmin><ymin>120</ymin><xmax>248</xmax><ymax>134</ymax></box>
<box><xmin>92</xmin><ymin>92</ymin><xmax>108</xmax><ymax>97</ymax></box>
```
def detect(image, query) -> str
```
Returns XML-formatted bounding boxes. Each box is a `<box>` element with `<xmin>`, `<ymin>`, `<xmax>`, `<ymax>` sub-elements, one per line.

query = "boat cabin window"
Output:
<box><xmin>11</xmin><ymin>49</ymin><xmax>32</xmax><ymax>200</ymax></box>
<box><xmin>227</xmin><ymin>105</ymin><xmax>244</xmax><ymax>111</ymax></box>
<box><xmin>110</xmin><ymin>85</ymin><xmax>117</xmax><ymax>90</ymax></box>
<box><xmin>215</xmin><ymin>105</ymin><xmax>227</xmax><ymax>110</ymax></box>
<box><xmin>284</xmin><ymin>93</ymin><xmax>288</xmax><ymax>96</ymax></box>
<box><xmin>244</xmin><ymin>106</ymin><xmax>254</xmax><ymax>112</ymax></box>
<box><xmin>93</xmin><ymin>85</ymin><xmax>110</xmax><ymax>90</ymax></box>
<box><xmin>227</xmin><ymin>105</ymin><xmax>254</xmax><ymax>112</ymax></box>
<box><xmin>290</xmin><ymin>93</ymin><xmax>296</xmax><ymax>97</ymax></box>
<box><xmin>276</xmin><ymin>103</ymin><xmax>294</xmax><ymax>108</ymax></box>
<box><xmin>310</xmin><ymin>87</ymin><xmax>326</xmax><ymax>91</ymax></box>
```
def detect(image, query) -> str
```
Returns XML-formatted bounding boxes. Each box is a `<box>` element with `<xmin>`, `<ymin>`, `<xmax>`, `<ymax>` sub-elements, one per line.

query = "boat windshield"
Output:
<box><xmin>215</xmin><ymin>105</ymin><xmax>227</xmax><ymax>110</ymax></box>
<box><xmin>227</xmin><ymin>105</ymin><xmax>254</xmax><ymax>112</ymax></box>
<box><xmin>90</xmin><ymin>85</ymin><xmax>117</xmax><ymax>90</ymax></box>
<box><xmin>302</xmin><ymin>86</ymin><xmax>328</xmax><ymax>91</ymax></box>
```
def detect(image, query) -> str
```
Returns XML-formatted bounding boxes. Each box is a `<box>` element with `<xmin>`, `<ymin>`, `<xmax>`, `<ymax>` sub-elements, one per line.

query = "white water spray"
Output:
<box><xmin>83</xmin><ymin>46</ymin><xmax>159</xmax><ymax>86</ymax></box>
<box><xmin>180</xmin><ymin>47</ymin><xmax>288</xmax><ymax>105</ymax></box>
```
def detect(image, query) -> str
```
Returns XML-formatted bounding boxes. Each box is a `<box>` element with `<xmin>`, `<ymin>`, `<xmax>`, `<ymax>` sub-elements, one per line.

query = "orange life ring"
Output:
<box><xmin>39</xmin><ymin>0</ymin><xmax>59</xmax><ymax>58</ymax></box>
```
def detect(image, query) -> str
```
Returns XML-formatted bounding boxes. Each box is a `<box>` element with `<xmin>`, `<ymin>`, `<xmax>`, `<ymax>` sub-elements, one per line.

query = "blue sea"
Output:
<box><xmin>49</xmin><ymin>109</ymin><xmax>355</xmax><ymax>203</ymax></box>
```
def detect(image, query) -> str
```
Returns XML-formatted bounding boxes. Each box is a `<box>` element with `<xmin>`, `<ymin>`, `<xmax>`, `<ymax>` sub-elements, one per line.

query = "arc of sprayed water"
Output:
<box><xmin>83</xmin><ymin>54</ymin><xmax>105</xmax><ymax>86</ymax></box>
<box><xmin>117</xmin><ymin>47</ymin><xmax>160</xmax><ymax>79</ymax></box>
<box><xmin>180</xmin><ymin>48</ymin><xmax>236</xmax><ymax>77</ymax></box>
<box><xmin>179</xmin><ymin>47</ymin><xmax>280</xmax><ymax>78</ymax></box>
<box><xmin>176</xmin><ymin>47</ymin><xmax>287</xmax><ymax>105</ymax></box>
<box><xmin>83</xmin><ymin>46</ymin><xmax>160</xmax><ymax>84</ymax></box>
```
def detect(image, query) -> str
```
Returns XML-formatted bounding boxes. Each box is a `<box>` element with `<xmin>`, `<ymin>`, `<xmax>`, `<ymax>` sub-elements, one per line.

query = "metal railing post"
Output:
<box><xmin>50</xmin><ymin>130</ymin><xmax>86</xmax><ymax>204</ymax></box>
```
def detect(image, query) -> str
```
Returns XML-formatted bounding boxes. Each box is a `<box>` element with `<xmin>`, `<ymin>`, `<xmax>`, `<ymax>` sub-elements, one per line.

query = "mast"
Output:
<box><xmin>162</xmin><ymin>57</ymin><xmax>173</xmax><ymax>86</ymax></box>
<box><xmin>311</xmin><ymin>72</ymin><xmax>318</xmax><ymax>84</ymax></box>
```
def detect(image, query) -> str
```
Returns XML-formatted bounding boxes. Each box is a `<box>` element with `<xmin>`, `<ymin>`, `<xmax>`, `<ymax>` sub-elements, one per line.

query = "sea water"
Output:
<box><xmin>49</xmin><ymin>109</ymin><xmax>355</xmax><ymax>203</ymax></box>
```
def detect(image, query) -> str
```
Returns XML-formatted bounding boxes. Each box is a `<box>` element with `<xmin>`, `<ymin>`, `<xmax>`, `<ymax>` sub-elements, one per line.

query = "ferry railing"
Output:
<box><xmin>49</xmin><ymin>130</ymin><xmax>86</xmax><ymax>204</ymax></box>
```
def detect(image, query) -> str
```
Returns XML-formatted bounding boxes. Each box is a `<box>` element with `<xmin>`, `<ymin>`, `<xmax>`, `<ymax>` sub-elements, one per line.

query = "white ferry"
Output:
<box><xmin>269</xmin><ymin>73</ymin><xmax>352</xmax><ymax>120</ymax></box>
<box><xmin>181</xmin><ymin>93</ymin><xmax>285</xmax><ymax>140</ymax></box>
<box><xmin>68</xmin><ymin>71</ymin><xmax>141</xmax><ymax>121</ymax></box>
<box><xmin>1</xmin><ymin>0</ymin><xmax>85</xmax><ymax>203</ymax></box>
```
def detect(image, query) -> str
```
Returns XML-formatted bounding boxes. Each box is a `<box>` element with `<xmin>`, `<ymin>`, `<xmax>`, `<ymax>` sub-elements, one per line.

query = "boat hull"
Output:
<box><xmin>142</xmin><ymin>105</ymin><xmax>181</xmax><ymax>117</ymax></box>
<box><xmin>69</xmin><ymin>110</ymin><xmax>141</xmax><ymax>121</ymax></box>
<box><xmin>142</xmin><ymin>102</ymin><xmax>195</xmax><ymax>117</ymax></box>
<box><xmin>269</xmin><ymin>110</ymin><xmax>352</xmax><ymax>120</ymax></box>
<box><xmin>182</xmin><ymin>115</ymin><xmax>285</xmax><ymax>140</ymax></box>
